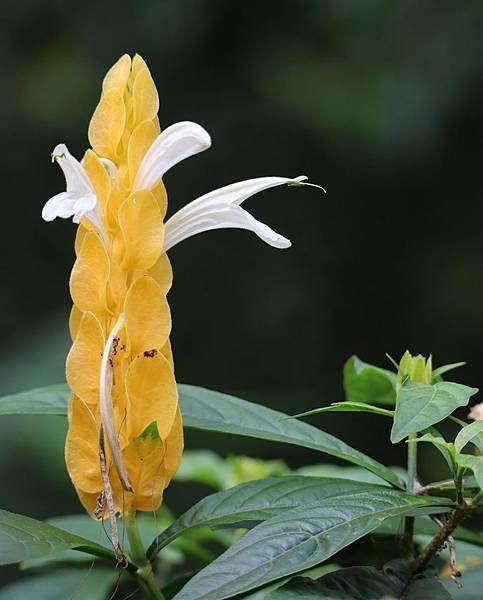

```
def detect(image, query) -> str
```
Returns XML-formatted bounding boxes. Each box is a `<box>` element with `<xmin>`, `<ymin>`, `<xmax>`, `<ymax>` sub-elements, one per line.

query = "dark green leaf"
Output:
<box><xmin>0</xmin><ymin>384</ymin><xmax>69</xmax><ymax>416</ymax></box>
<box><xmin>289</xmin><ymin>402</ymin><xmax>393</xmax><ymax>420</ymax></box>
<box><xmin>147</xmin><ymin>476</ymin><xmax>401</xmax><ymax>559</ymax></box>
<box><xmin>0</xmin><ymin>566</ymin><xmax>118</xmax><ymax>600</ymax></box>
<box><xmin>179</xmin><ymin>384</ymin><xmax>404</xmax><ymax>488</ymax></box>
<box><xmin>261</xmin><ymin>562</ymin><xmax>451</xmax><ymax>599</ymax></box>
<box><xmin>391</xmin><ymin>381</ymin><xmax>478</xmax><ymax>443</ymax></box>
<box><xmin>0</xmin><ymin>509</ymin><xmax>116</xmax><ymax>566</ymax></box>
<box><xmin>172</xmin><ymin>491</ymin><xmax>451</xmax><ymax>599</ymax></box>
<box><xmin>343</xmin><ymin>356</ymin><xmax>396</xmax><ymax>406</ymax></box>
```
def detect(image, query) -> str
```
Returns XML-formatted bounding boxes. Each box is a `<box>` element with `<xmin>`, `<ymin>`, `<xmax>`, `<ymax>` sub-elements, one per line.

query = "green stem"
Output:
<box><xmin>125</xmin><ymin>512</ymin><xmax>165</xmax><ymax>600</ymax></box>
<box><xmin>403</xmin><ymin>432</ymin><xmax>418</xmax><ymax>558</ymax></box>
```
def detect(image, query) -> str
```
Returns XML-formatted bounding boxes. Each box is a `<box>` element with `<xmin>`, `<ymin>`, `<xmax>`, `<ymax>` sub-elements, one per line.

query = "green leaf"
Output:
<box><xmin>456</xmin><ymin>454</ymin><xmax>483</xmax><ymax>490</ymax></box>
<box><xmin>343</xmin><ymin>355</ymin><xmax>396</xmax><ymax>406</ymax></box>
<box><xmin>432</xmin><ymin>361</ymin><xmax>466</xmax><ymax>379</ymax></box>
<box><xmin>409</xmin><ymin>430</ymin><xmax>456</xmax><ymax>472</ymax></box>
<box><xmin>0</xmin><ymin>508</ymin><xmax>117</xmax><ymax>566</ymax></box>
<box><xmin>0</xmin><ymin>384</ymin><xmax>69</xmax><ymax>416</ymax></box>
<box><xmin>171</xmin><ymin>490</ymin><xmax>451</xmax><ymax>599</ymax></box>
<box><xmin>296</xmin><ymin>463</ymin><xmax>407</xmax><ymax>486</ymax></box>
<box><xmin>178</xmin><ymin>384</ymin><xmax>404</xmax><ymax>488</ymax></box>
<box><xmin>0</xmin><ymin>566</ymin><xmax>118</xmax><ymax>600</ymax></box>
<box><xmin>391</xmin><ymin>381</ymin><xmax>478</xmax><ymax>443</ymax></box>
<box><xmin>147</xmin><ymin>476</ymin><xmax>402</xmax><ymax>559</ymax></box>
<box><xmin>289</xmin><ymin>402</ymin><xmax>393</xmax><ymax>420</ymax></box>
<box><xmin>0</xmin><ymin>383</ymin><xmax>404</xmax><ymax>488</ymax></box>
<box><xmin>259</xmin><ymin>562</ymin><xmax>451</xmax><ymax>599</ymax></box>
<box><xmin>455</xmin><ymin>420</ymin><xmax>483</xmax><ymax>453</ymax></box>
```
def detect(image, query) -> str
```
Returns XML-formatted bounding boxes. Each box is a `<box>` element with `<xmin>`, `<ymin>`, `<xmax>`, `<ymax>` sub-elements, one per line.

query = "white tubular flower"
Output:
<box><xmin>163</xmin><ymin>176</ymin><xmax>325</xmax><ymax>251</ymax></box>
<box><xmin>133</xmin><ymin>121</ymin><xmax>211</xmax><ymax>192</ymax></box>
<box><xmin>42</xmin><ymin>144</ymin><xmax>107</xmax><ymax>242</ymax></box>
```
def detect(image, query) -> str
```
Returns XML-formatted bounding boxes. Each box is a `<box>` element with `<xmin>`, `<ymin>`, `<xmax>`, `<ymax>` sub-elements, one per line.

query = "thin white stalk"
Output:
<box><xmin>99</xmin><ymin>313</ymin><xmax>133</xmax><ymax>492</ymax></box>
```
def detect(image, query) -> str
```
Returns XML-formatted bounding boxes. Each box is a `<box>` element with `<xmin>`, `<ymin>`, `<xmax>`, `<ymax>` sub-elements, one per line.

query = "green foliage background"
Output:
<box><xmin>2</xmin><ymin>0</ymin><xmax>483</xmax><ymax>588</ymax></box>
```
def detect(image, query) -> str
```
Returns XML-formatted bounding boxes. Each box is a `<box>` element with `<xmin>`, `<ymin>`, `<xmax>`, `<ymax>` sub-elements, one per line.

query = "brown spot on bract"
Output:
<box><xmin>143</xmin><ymin>349</ymin><xmax>158</xmax><ymax>358</ymax></box>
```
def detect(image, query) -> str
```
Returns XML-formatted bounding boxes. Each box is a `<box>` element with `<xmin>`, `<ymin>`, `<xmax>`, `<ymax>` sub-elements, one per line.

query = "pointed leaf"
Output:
<box><xmin>0</xmin><ymin>384</ymin><xmax>69</xmax><ymax>416</ymax></box>
<box><xmin>147</xmin><ymin>476</ymin><xmax>399</xmax><ymax>559</ymax></box>
<box><xmin>455</xmin><ymin>420</ymin><xmax>483</xmax><ymax>453</ymax></box>
<box><xmin>391</xmin><ymin>381</ymin><xmax>478</xmax><ymax>443</ymax></box>
<box><xmin>172</xmin><ymin>490</ymin><xmax>451</xmax><ymax>599</ymax></box>
<box><xmin>0</xmin><ymin>509</ymin><xmax>117</xmax><ymax>566</ymax></box>
<box><xmin>178</xmin><ymin>384</ymin><xmax>404</xmax><ymax>488</ymax></box>
<box><xmin>289</xmin><ymin>402</ymin><xmax>393</xmax><ymax>420</ymax></box>
<box><xmin>343</xmin><ymin>355</ymin><xmax>396</xmax><ymax>406</ymax></box>
<box><xmin>432</xmin><ymin>361</ymin><xmax>466</xmax><ymax>379</ymax></box>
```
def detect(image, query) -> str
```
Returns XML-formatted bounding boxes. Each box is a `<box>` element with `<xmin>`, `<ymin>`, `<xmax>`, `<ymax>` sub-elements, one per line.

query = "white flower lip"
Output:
<box><xmin>42</xmin><ymin>144</ymin><xmax>107</xmax><ymax>242</ymax></box>
<box><xmin>133</xmin><ymin>121</ymin><xmax>212</xmax><ymax>192</ymax></box>
<box><xmin>163</xmin><ymin>176</ymin><xmax>325</xmax><ymax>252</ymax></box>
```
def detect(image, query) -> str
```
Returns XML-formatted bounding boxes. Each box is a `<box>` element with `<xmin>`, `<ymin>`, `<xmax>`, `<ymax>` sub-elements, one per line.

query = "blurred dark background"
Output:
<box><xmin>2</xmin><ymin>0</ymin><xmax>483</xmax><ymax>578</ymax></box>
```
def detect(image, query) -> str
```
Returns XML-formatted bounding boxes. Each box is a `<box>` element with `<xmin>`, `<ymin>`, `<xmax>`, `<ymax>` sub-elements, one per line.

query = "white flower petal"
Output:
<box><xmin>52</xmin><ymin>144</ymin><xmax>93</xmax><ymax>196</ymax></box>
<box><xmin>133</xmin><ymin>121</ymin><xmax>211</xmax><ymax>191</ymax></box>
<box><xmin>43</xmin><ymin>144</ymin><xmax>107</xmax><ymax>242</ymax></box>
<box><xmin>163</xmin><ymin>176</ymin><xmax>321</xmax><ymax>251</ymax></box>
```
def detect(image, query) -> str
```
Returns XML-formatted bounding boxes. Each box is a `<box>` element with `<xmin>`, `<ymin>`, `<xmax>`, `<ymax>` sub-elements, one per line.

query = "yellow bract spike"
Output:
<box><xmin>132</xmin><ymin>68</ymin><xmax>160</xmax><ymax>126</ymax></box>
<box><xmin>66</xmin><ymin>312</ymin><xmax>105</xmax><ymax>405</ymax></box>
<box><xmin>163</xmin><ymin>408</ymin><xmax>184</xmax><ymax>480</ymax></box>
<box><xmin>63</xmin><ymin>54</ymin><xmax>184</xmax><ymax>518</ymax></box>
<box><xmin>124</xmin><ymin>276</ymin><xmax>171</xmax><ymax>357</ymax></box>
<box><xmin>126</xmin><ymin>353</ymin><xmax>178</xmax><ymax>440</ymax></box>
<box><xmin>118</xmin><ymin>190</ymin><xmax>164</xmax><ymax>271</ymax></box>
<box><xmin>70</xmin><ymin>232</ymin><xmax>110</xmax><ymax>315</ymax></box>
<box><xmin>102</xmin><ymin>54</ymin><xmax>131</xmax><ymax>93</ymax></box>
<box><xmin>83</xmin><ymin>150</ymin><xmax>112</xmax><ymax>214</ymax></box>
<box><xmin>65</xmin><ymin>395</ymin><xmax>103</xmax><ymax>494</ymax></box>
<box><xmin>128</xmin><ymin>120</ymin><xmax>158</xmax><ymax>185</ymax></box>
<box><xmin>88</xmin><ymin>88</ymin><xmax>126</xmax><ymax>160</ymax></box>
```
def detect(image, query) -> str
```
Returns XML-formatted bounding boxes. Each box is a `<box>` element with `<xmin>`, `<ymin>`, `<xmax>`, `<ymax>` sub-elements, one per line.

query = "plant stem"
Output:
<box><xmin>125</xmin><ymin>511</ymin><xmax>165</xmax><ymax>600</ymax></box>
<box><xmin>403</xmin><ymin>432</ymin><xmax>418</xmax><ymax>558</ymax></box>
<box><xmin>413</xmin><ymin>506</ymin><xmax>469</xmax><ymax>574</ymax></box>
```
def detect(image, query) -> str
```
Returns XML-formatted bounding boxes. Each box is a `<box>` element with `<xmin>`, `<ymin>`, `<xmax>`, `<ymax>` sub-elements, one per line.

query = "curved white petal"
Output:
<box><xmin>164</xmin><ymin>176</ymin><xmax>323</xmax><ymax>251</ymax></box>
<box><xmin>133</xmin><ymin>121</ymin><xmax>211</xmax><ymax>192</ymax></box>
<box><xmin>42</xmin><ymin>144</ymin><xmax>107</xmax><ymax>242</ymax></box>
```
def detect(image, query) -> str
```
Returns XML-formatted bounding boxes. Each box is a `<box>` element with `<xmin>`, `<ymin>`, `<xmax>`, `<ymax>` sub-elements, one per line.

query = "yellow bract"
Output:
<box><xmin>124</xmin><ymin>276</ymin><xmax>171</xmax><ymax>356</ymax></box>
<box><xmin>83</xmin><ymin>150</ymin><xmax>112</xmax><ymax>213</ymax></box>
<box><xmin>88</xmin><ymin>88</ymin><xmax>126</xmax><ymax>160</ymax></box>
<box><xmin>65</xmin><ymin>55</ymin><xmax>183</xmax><ymax>521</ymax></box>
<box><xmin>126</xmin><ymin>353</ymin><xmax>178</xmax><ymax>440</ymax></box>
<box><xmin>70</xmin><ymin>232</ymin><xmax>110</xmax><ymax>315</ymax></box>
<box><xmin>118</xmin><ymin>190</ymin><xmax>164</xmax><ymax>271</ymax></box>
<box><xmin>66</xmin><ymin>312</ymin><xmax>104</xmax><ymax>404</ymax></box>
